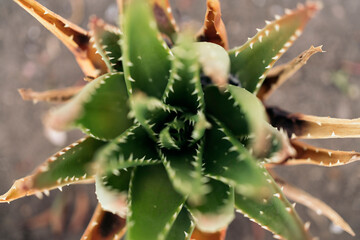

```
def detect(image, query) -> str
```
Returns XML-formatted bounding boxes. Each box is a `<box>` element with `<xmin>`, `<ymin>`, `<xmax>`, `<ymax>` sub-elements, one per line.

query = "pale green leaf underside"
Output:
<box><xmin>195</xmin><ymin>42</ymin><xmax>230</xmax><ymax>88</ymax></box>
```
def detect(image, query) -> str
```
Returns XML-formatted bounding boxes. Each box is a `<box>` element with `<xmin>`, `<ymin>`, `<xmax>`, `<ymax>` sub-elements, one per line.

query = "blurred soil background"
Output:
<box><xmin>1</xmin><ymin>0</ymin><xmax>360</xmax><ymax>239</ymax></box>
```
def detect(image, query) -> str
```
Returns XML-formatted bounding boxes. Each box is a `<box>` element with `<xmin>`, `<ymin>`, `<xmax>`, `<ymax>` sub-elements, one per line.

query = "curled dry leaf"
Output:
<box><xmin>267</xmin><ymin>107</ymin><xmax>360</xmax><ymax>139</ymax></box>
<box><xmin>285</xmin><ymin>140</ymin><xmax>360</xmax><ymax>167</ymax></box>
<box><xmin>258</xmin><ymin>45</ymin><xmax>323</xmax><ymax>101</ymax></box>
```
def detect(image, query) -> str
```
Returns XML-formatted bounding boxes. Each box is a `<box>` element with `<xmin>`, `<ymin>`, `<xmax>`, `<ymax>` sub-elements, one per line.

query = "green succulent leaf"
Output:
<box><xmin>229</xmin><ymin>3</ymin><xmax>320</xmax><ymax>93</ymax></box>
<box><xmin>203</xmin><ymin>119</ymin><xmax>272</xmax><ymax>200</ymax></box>
<box><xmin>130</xmin><ymin>93</ymin><xmax>180</xmax><ymax>139</ymax></box>
<box><xmin>184</xmin><ymin>112</ymin><xmax>211</xmax><ymax>142</ymax></box>
<box><xmin>122</xmin><ymin>0</ymin><xmax>171</xmax><ymax>98</ymax></box>
<box><xmin>0</xmin><ymin>137</ymin><xmax>105</xmax><ymax>202</ymax></box>
<box><xmin>101</xmin><ymin>168</ymin><xmax>133</xmax><ymax>193</ymax></box>
<box><xmin>127</xmin><ymin>165</ymin><xmax>185</xmax><ymax>240</ymax></box>
<box><xmin>90</xmin><ymin>17</ymin><xmax>123</xmax><ymax>72</ymax></box>
<box><xmin>165</xmin><ymin>207</ymin><xmax>195</xmax><ymax>240</ymax></box>
<box><xmin>158</xmin><ymin>120</ymin><xmax>184</xmax><ymax>150</ymax></box>
<box><xmin>235</xmin><ymin>177</ymin><xmax>311</xmax><ymax>240</ymax></box>
<box><xmin>163</xmin><ymin>34</ymin><xmax>204</xmax><ymax>113</ymax></box>
<box><xmin>187</xmin><ymin>179</ymin><xmax>235</xmax><ymax>233</ymax></box>
<box><xmin>45</xmin><ymin>73</ymin><xmax>132</xmax><ymax>140</ymax></box>
<box><xmin>32</xmin><ymin>137</ymin><xmax>105</xmax><ymax>188</ymax></box>
<box><xmin>204</xmin><ymin>85</ymin><xmax>266</xmax><ymax>152</ymax></box>
<box><xmin>96</xmin><ymin>124</ymin><xmax>161</xmax><ymax>173</ymax></box>
<box><xmin>95</xmin><ymin>168</ymin><xmax>133</xmax><ymax>217</ymax></box>
<box><xmin>161</xmin><ymin>141</ymin><xmax>208</xmax><ymax>204</ymax></box>
<box><xmin>195</xmin><ymin>42</ymin><xmax>230</xmax><ymax>88</ymax></box>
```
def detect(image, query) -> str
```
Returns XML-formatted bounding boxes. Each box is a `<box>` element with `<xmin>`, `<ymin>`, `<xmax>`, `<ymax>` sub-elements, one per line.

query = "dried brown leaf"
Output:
<box><xmin>81</xmin><ymin>204</ymin><xmax>126</xmax><ymax>240</ymax></box>
<box><xmin>18</xmin><ymin>86</ymin><xmax>83</xmax><ymax>104</ymax></box>
<box><xmin>151</xmin><ymin>0</ymin><xmax>178</xmax><ymax>41</ymax></box>
<box><xmin>197</xmin><ymin>0</ymin><xmax>229</xmax><ymax>50</ymax></box>
<box><xmin>267</xmin><ymin>107</ymin><xmax>360</xmax><ymax>139</ymax></box>
<box><xmin>191</xmin><ymin>227</ymin><xmax>227</xmax><ymax>240</ymax></box>
<box><xmin>285</xmin><ymin>140</ymin><xmax>360</xmax><ymax>167</ymax></box>
<box><xmin>13</xmin><ymin>0</ymin><xmax>107</xmax><ymax>78</ymax></box>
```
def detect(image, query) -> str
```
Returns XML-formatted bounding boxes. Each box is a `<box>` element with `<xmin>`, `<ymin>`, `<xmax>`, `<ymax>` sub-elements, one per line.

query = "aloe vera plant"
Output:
<box><xmin>2</xmin><ymin>0</ymin><xmax>360</xmax><ymax>239</ymax></box>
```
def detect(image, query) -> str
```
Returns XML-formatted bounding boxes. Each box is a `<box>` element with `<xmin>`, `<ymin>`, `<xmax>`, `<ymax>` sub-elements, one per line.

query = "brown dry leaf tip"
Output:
<box><xmin>274</xmin><ymin>176</ymin><xmax>355</xmax><ymax>236</ymax></box>
<box><xmin>197</xmin><ymin>0</ymin><xmax>229</xmax><ymax>50</ymax></box>
<box><xmin>18</xmin><ymin>86</ymin><xmax>83</xmax><ymax>104</ymax></box>
<box><xmin>285</xmin><ymin>140</ymin><xmax>360</xmax><ymax>167</ymax></box>
<box><xmin>0</xmin><ymin>176</ymin><xmax>34</xmax><ymax>203</ymax></box>
<box><xmin>116</xmin><ymin>0</ymin><xmax>124</xmax><ymax>16</ymax></box>
<box><xmin>13</xmin><ymin>0</ymin><xmax>106</xmax><ymax>78</ymax></box>
<box><xmin>0</xmin><ymin>174</ymin><xmax>95</xmax><ymax>203</ymax></box>
<box><xmin>81</xmin><ymin>204</ymin><xmax>127</xmax><ymax>240</ymax></box>
<box><xmin>258</xmin><ymin>46</ymin><xmax>323</xmax><ymax>101</ymax></box>
<box><xmin>151</xmin><ymin>0</ymin><xmax>179</xmax><ymax>35</ymax></box>
<box><xmin>190</xmin><ymin>227</ymin><xmax>227</xmax><ymax>240</ymax></box>
<box><xmin>267</xmin><ymin>107</ymin><xmax>360</xmax><ymax>139</ymax></box>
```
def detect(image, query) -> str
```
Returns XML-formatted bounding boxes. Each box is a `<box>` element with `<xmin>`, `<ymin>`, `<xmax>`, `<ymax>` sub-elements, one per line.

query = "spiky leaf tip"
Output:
<box><xmin>0</xmin><ymin>137</ymin><xmax>105</xmax><ymax>203</ymax></box>
<box><xmin>229</xmin><ymin>2</ymin><xmax>321</xmax><ymax>93</ymax></box>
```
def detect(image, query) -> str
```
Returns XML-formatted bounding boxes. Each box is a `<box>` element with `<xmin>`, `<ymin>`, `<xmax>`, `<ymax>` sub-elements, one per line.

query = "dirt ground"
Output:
<box><xmin>1</xmin><ymin>0</ymin><xmax>360</xmax><ymax>239</ymax></box>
